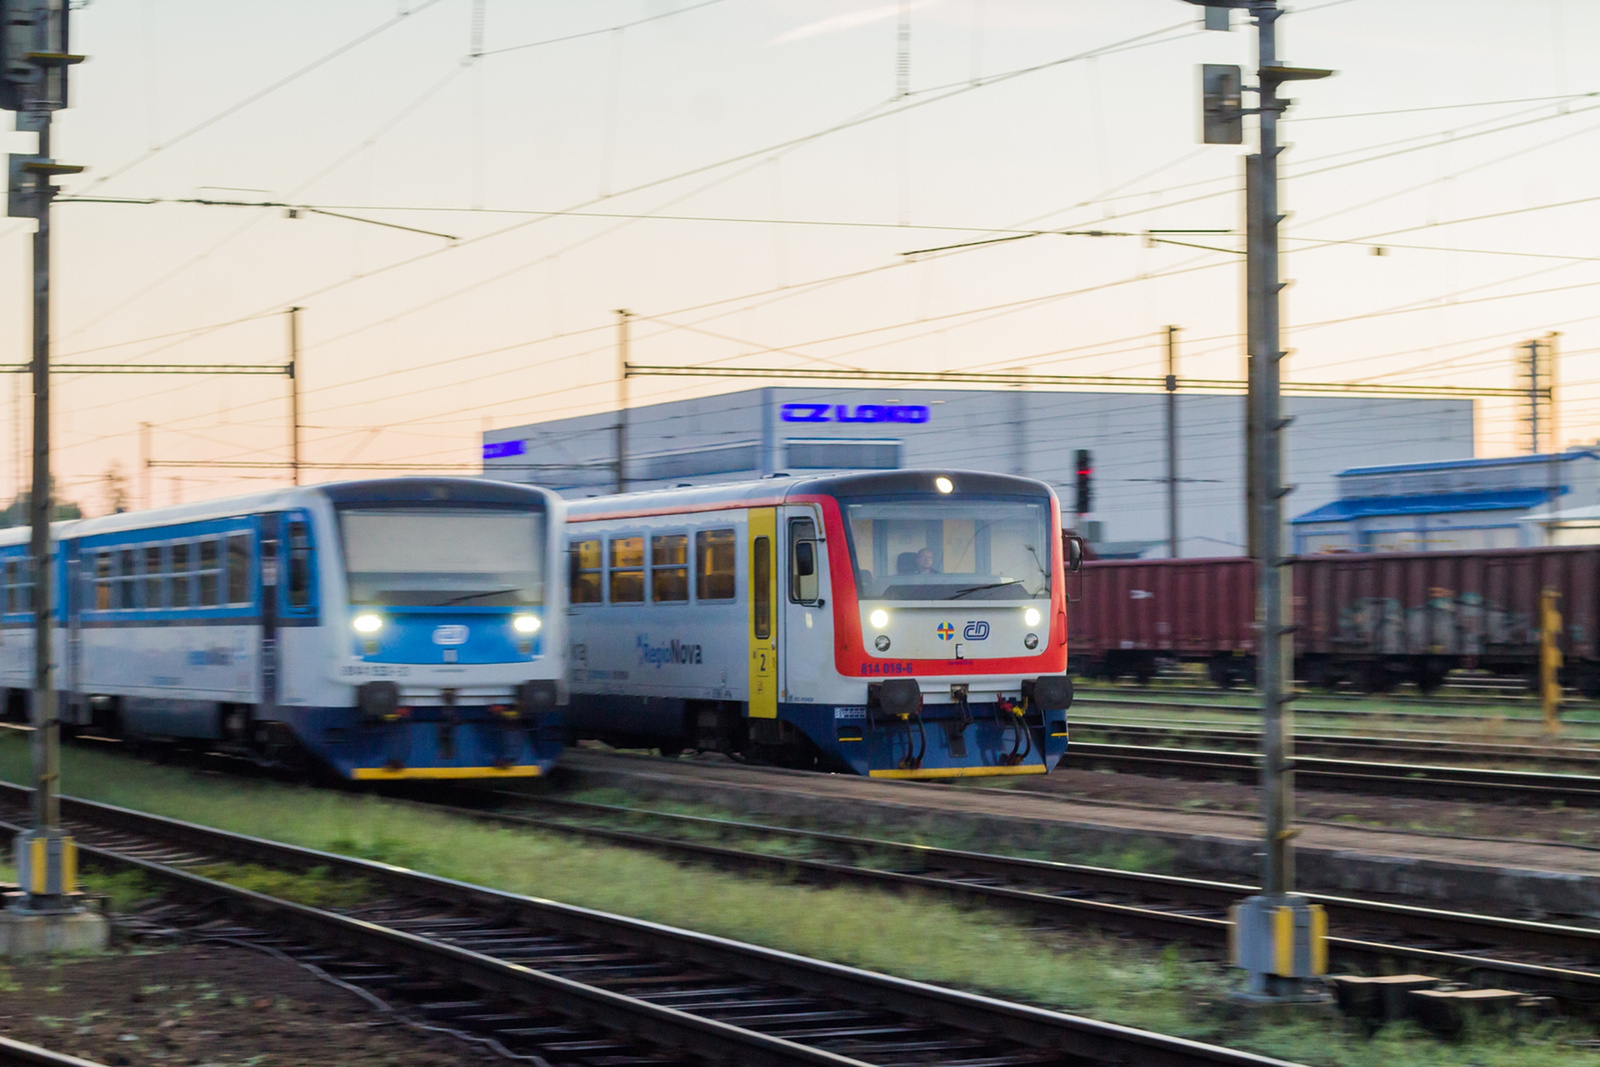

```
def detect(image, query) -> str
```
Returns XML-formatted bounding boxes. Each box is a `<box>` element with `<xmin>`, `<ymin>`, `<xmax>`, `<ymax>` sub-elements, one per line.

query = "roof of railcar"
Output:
<box><xmin>0</xmin><ymin>477</ymin><xmax>554</xmax><ymax>545</ymax></box>
<box><xmin>565</xmin><ymin>469</ymin><xmax>1057</xmax><ymax>521</ymax></box>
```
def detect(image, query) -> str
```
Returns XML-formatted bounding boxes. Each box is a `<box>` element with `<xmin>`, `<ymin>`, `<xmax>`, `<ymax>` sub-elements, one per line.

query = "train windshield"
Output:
<box><xmin>843</xmin><ymin>498</ymin><xmax>1050</xmax><ymax>601</ymax></box>
<box><xmin>339</xmin><ymin>508</ymin><xmax>545</xmax><ymax>607</ymax></box>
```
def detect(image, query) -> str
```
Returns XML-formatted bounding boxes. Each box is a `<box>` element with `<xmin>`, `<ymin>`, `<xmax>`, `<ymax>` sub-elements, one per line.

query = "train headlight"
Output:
<box><xmin>513</xmin><ymin>614</ymin><xmax>541</xmax><ymax>635</ymax></box>
<box><xmin>1024</xmin><ymin>607</ymin><xmax>1041</xmax><ymax>627</ymax></box>
<box><xmin>935</xmin><ymin>476</ymin><xmax>954</xmax><ymax>494</ymax></box>
<box><xmin>353</xmin><ymin>613</ymin><xmax>384</xmax><ymax>634</ymax></box>
<box><xmin>869</xmin><ymin>609</ymin><xmax>890</xmax><ymax>629</ymax></box>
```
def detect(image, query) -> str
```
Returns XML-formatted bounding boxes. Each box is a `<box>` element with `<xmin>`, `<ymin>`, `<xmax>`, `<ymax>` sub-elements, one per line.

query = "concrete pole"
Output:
<box><xmin>29</xmin><ymin>115</ymin><xmax>58</xmax><ymax>845</ymax></box>
<box><xmin>287</xmin><ymin>307</ymin><xmax>301</xmax><ymax>486</ymax></box>
<box><xmin>1165</xmin><ymin>326</ymin><xmax>1179</xmax><ymax>559</ymax></box>
<box><xmin>1546</xmin><ymin>332</ymin><xmax>1562</xmax><ymax>543</ymax></box>
<box><xmin>139</xmin><ymin>422</ymin><xmax>151</xmax><ymax>510</ymax></box>
<box><xmin>615</xmin><ymin>309</ymin><xmax>631</xmax><ymax>494</ymax></box>
<box><xmin>1251</xmin><ymin>0</ymin><xmax>1294</xmax><ymax>908</ymax></box>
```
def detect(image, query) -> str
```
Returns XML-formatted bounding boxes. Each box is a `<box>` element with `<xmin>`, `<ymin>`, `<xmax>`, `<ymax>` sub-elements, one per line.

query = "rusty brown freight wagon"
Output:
<box><xmin>1069</xmin><ymin>557</ymin><xmax>1258</xmax><ymax>687</ymax></box>
<box><xmin>1072</xmin><ymin>548</ymin><xmax>1600</xmax><ymax>695</ymax></box>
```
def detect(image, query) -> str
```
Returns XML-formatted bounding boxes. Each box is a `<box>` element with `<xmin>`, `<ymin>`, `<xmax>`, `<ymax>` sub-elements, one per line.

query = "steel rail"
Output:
<box><xmin>1066</xmin><ymin>743</ymin><xmax>1600</xmax><ymax>806</ymax></box>
<box><xmin>0</xmin><ymin>1037</ymin><xmax>107</xmax><ymax>1067</ymax></box>
<box><xmin>0</xmin><ymin>819</ymin><xmax>863</xmax><ymax>1067</ymax></box>
<box><xmin>0</xmin><ymin>785</ymin><xmax>1305</xmax><ymax>1067</ymax></box>
<box><xmin>439</xmin><ymin>793</ymin><xmax>1600</xmax><ymax>1000</ymax></box>
<box><xmin>1071</xmin><ymin>721</ymin><xmax>1600</xmax><ymax>769</ymax></box>
<box><xmin>1072</xmin><ymin>695</ymin><xmax>1569</xmax><ymax>727</ymax></box>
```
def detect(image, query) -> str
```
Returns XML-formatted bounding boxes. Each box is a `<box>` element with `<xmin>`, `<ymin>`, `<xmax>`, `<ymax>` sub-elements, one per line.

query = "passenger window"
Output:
<box><xmin>569</xmin><ymin>538</ymin><xmax>603</xmax><ymax>604</ymax></box>
<box><xmin>3</xmin><ymin>559</ymin><xmax>14</xmax><ymax>614</ymax></box>
<box><xmin>789</xmin><ymin>518</ymin><xmax>819</xmax><ymax>604</ymax></box>
<box><xmin>287</xmin><ymin>520</ymin><xmax>313</xmax><ymax>609</ymax></box>
<box><xmin>144</xmin><ymin>546</ymin><xmax>166</xmax><ymax>609</ymax></box>
<box><xmin>227</xmin><ymin>533</ymin><xmax>251</xmax><ymax>605</ymax></box>
<box><xmin>753</xmin><ymin>536</ymin><xmax>772</xmax><ymax>639</ymax></box>
<box><xmin>170</xmin><ymin>542</ymin><xmax>193</xmax><ymax>608</ymax></box>
<box><xmin>94</xmin><ymin>550</ymin><xmax>113</xmax><ymax>611</ymax></box>
<box><xmin>118</xmin><ymin>548</ymin><xmax>138</xmax><ymax>609</ymax></box>
<box><xmin>651</xmin><ymin>534</ymin><xmax>688</xmax><ymax>603</ymax></box>
<box><xmin>609</xmin><ymin>536</ymin><xmax>644</xmax><ymax>604</ymax></box>
<box><xmin>198</xmin><ymin>539</ymin><xmax>220</xmax><ymax>607</ymax></box>
<box><xmin>695</xmin><ymin>529</ymin><xmax>736</xmax><ymax>601</ymax></box>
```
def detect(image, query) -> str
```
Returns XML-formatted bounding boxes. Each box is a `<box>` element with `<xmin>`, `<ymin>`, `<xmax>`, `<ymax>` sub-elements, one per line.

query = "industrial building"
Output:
<box><xmin>482</xmin><ymin>386</ymin><xmax>1475</xmax><ymax>558</ymax></box>
<box><xmin>1292</xmin><ymin>450</ymin><xmax>1600</xmax><ymax>554</ymax></box>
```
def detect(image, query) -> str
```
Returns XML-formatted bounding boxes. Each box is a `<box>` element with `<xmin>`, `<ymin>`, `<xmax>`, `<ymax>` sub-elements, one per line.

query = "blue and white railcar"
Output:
<box><xmin>565</xmin><ymin>470</ymin><xmax>1079</xmax><ymax>778</ymax></box>
<box><xmin>0</xmin><ymin>478</ymin><xmax>566</xmax><ymax>780</ymax></box>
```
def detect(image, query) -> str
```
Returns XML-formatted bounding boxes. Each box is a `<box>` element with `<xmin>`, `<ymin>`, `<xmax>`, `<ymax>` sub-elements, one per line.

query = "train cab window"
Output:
<box><xmin>198</xmin><ymin>539</ymin><xmax>221</xmax><ymax>607</ymax></box>
<box><xmin>226</xmin><ymin>533</ymin><xmax>252</xmax><ymax>605</ymax></box>
<box><xmin>569</xmin><ymin>539</ymin><xmax>603</xmax><ymax>604</ymax></box>
<box><xmin>286</xmin><ymin>520</ymin><xmax>313</xmax><ymax>609</ymax></box>
<box><xmin>695</xmin><ymin>529</ymin><xmax>736</xmax><ymax>601</ymax></box>
<box><xmin>144</xmin><ymin>546</ymin><xmax>167</xmax><ymax>609</ymax></box>
<box><xmin>94</xmin><ymin>550</ymin><xmax>113</xmax><ymax>610</ymax></box>
<box><xmin>753</xmin><ymin>536</ymin><xmax>772</xmax><ymax>639</ymax></box>
<box><xmin>171</xmin><ymin>542</ymin><xmax>194</xmax><ymax>609</ymax></box>
<box><xmin>609</xmin><ymin>536</ymin><xmax>645</xmax><ymax>604</ymax></box>
<box><xmin>788</xmin><ymin>518</ymin><xmax>819</xmax><ymax>604</ymax></box>
<box><xmin>117</xmin><ymin>548</ymin><xmax>138</xmax><ymax>609</ymax></box>
<box><xmin>651</xmin><ymin>534</ymin><xmax>689</xmax><ymax>603</ymax></box>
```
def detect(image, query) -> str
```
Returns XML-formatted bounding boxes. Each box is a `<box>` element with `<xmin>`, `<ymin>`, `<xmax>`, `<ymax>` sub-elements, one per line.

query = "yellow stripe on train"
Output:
<box><xmin>349</xmin><ymin>765</ymin><xmax>543</xmax><ymax>781</ymax></box>
<box><xmin>869</xmin><ymin>764</ymin><xmax>1047</xmax><ymax>780</ymax></box>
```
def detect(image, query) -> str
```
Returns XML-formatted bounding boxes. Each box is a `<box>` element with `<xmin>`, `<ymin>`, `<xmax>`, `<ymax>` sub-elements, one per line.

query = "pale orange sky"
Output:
<box><xmin>3</xmin><ymin>0</ymin><xmax>1599</xmax><ymax>515</ymax></box>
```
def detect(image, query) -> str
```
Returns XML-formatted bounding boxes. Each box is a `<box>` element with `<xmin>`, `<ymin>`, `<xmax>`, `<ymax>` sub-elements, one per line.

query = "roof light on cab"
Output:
<box><xmin>935</xmin><ymin>476</ymin><xmax>954</xmax><ymax>494</ymax></box>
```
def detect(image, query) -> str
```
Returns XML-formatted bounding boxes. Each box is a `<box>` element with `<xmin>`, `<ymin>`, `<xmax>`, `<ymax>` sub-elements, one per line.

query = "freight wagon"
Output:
<box><xmin>1069</xmin><ymin>547</ymin><xmax>1600</xmax><ymax>696</ymax></box>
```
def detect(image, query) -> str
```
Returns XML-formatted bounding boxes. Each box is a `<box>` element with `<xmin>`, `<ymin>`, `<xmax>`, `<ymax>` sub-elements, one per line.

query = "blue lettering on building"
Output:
<box><xmin>780</xmin><ymin>403</ymin><xmax>929</xmax><ymax>425</ymax></box>
<box><xmin>483</xmin><ymin>440</ymin><xmax>527</xmax><ymax>459</ymax></box>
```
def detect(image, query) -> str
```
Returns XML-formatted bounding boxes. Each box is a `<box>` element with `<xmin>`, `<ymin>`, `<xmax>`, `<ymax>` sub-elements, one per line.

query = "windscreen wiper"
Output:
<box><xmin>946</xmin><ymin>579</ymin><xmax>1025</xmax><ymax>600</ymax></box>
<box><xmin>437</xmin><ymin>588</ymin><xmax>518</xmax><ymax>606</ymax></box>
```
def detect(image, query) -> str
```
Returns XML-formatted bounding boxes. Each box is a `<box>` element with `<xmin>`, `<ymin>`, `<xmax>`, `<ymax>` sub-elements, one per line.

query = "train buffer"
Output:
<box><xmin>1327</xmin><ymin>973</ymin><xmax>1555</xmax><ymax>1036</ymax></box>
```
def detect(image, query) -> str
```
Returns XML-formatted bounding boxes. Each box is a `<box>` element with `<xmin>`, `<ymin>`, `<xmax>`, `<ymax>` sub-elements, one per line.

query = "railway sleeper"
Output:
<box><xmin>1327</xmin><ymin>973</ymin><xmax>1557</xmax><ymax>1037</ymax></box>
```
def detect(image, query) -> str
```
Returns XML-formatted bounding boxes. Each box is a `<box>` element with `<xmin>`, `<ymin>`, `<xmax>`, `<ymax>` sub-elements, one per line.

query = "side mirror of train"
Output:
<box><xmin>1064</xmin><ymin>534</ymin><xmax>1085</xmax><ymax>573</ymax></box>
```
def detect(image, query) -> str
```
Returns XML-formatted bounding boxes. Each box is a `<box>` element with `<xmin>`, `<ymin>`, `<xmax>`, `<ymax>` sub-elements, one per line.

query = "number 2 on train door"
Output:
<box><xmin>748</xmin><ymin>508</ymin><xmax>778</xmax><ymax>719</ymax></box>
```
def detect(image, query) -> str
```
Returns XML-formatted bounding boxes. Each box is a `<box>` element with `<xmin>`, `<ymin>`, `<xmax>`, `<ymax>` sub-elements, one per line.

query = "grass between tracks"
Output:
<box><xmin>0</xmin><ymin>736</ymin><xmax>1586</xmax><ymax>1067</ymax></box>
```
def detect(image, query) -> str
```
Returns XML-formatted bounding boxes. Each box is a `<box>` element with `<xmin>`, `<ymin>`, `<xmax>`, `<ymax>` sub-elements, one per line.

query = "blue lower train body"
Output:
<box><xmin>568</xmin><ymin>694</ymin><xmax>1067</xmax><ymax>778</ymax></box>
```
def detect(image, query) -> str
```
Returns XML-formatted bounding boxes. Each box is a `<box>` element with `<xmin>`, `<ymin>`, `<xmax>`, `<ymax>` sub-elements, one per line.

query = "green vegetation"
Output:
<box><xmin>0</xmin><ymin>734</ymin><xmax>1587</xmax><ymax>1065</ymax></box>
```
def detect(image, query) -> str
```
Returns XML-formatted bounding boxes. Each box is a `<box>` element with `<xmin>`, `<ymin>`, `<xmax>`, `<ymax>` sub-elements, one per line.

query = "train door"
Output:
<box><xmin>259</xmin><ymin>515</ymin><xmax>281</xmax><ymax>717</ymax></box>
<box><xmin>781</xmin><ymin>509</ymin><xmax>827</xmax><ymax>700</ymax></box>
<box><xmin>275</xmin><ymin>513</ymin><xmax>319</xmax><ymax>708</ymax></box>
<box><xmin>747</xmin><ymin>508</ymin><xmax>778</xmax><ymax>720</ymax></box>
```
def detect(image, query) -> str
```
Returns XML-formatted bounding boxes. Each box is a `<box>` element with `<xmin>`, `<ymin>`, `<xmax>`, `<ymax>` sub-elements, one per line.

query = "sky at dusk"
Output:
<box><xmin>3</xmin><ymin>0</ymin><xmax>1599</xmax><ymax>516</ymax></box>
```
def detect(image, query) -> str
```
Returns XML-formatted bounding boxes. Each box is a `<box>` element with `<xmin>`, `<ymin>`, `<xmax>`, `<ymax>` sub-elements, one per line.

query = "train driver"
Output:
<box><xmin>915</xmin><ymin>547</ymin><xmax>938</xmax><ymax>574</ymax></box>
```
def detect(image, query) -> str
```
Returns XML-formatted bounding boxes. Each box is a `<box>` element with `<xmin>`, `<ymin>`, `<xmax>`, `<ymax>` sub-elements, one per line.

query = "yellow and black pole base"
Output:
<box><xmin>1230</xmin><ymin>894</ymin><xmax>1328</xmax><ymax>1000</ymax></box>
<box><xmin>13</xmin><ymin>829</ymin><xmax>79</xmax><ymax>909</ymax></box>
<box><xmin>0</xmin><ymin>829</ymin><xmax>105</xmax><ymax>956</ymax></box>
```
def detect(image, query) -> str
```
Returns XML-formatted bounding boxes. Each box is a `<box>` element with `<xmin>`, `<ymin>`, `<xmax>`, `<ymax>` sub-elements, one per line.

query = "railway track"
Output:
<box><xmin>1070</xmin><ymin>721</ymin><xmax>1600</xmax><ymax>771</ymax></box>
<box><xmin>0</xmin><ymin>783</ymin><xmax>1301</xmax><ymax>1067</ymax></box>
<box><xmin>1065</xmin><ymin>742</ymin><xmax>1600</xmax><ymax>806</ymax></box>
<box><xmin>1075</xmin><ymin>681</ymin><xmax>1545</xmax><ymax>710</ymax></box>
<box><xmin>422</xmin><ymin>790</ymin><xmax>1600</xmax><ymax>1008</ymax></box>
<box><xmin>0</xmin><ymin>1037</ymin><xmax>106</xmax><ymax>1067</ymax></box>
<box><xmin>1072</xmin><ymin>695</ymin><xmax>1597</xmax><ymax>731</ymax></box>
